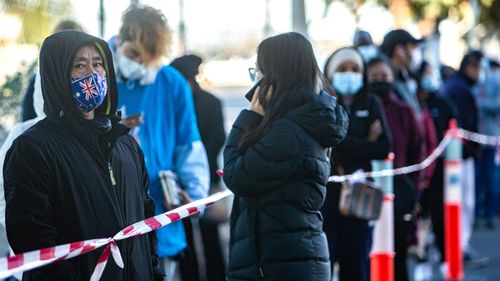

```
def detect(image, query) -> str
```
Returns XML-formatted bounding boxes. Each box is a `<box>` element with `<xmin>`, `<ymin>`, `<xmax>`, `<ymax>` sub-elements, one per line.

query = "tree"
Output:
<box><xmin>0</xmin><ymin>0</ymin><xmax>70</xmax><ymax>132</ymax></box>
<box><xmin>2</xmin><ymin>0</ymin><xmax>71</xmax><ymax>45</ymax></box>
<box><xmin>0</xmin><ymin>60</ymin><xmax>36</xmax><ymax>140</ymax></box>
<box><xmin>292</xmin><ymin>0</ymin><xmax>308</xmax><ymax>37</ymax></box>
<box><xmin>322</xmin><ymin>0</ymin><xmax>499</xmax><ymax>44</ymax></box>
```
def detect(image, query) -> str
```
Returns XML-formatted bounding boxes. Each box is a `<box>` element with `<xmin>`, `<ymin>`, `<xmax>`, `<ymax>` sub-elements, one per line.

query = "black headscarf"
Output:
<box><xmin>39</xmin><ymin>30</ymin><xmax>118</xmax><ymax>122</ymax></box>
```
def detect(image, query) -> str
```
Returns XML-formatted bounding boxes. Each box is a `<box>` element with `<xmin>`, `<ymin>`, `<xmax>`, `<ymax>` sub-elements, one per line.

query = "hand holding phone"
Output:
<box><xmin>249</xmin><ymin>83</ymin><xmax>273</xmax><ymax>116</ymax></box>
<box><xmin>121</xmin><ymin>113</ymin><xmax>143</xmax><ymax>128</ymax></box>
<box><xmin>245</xmin><ymin>79</ymin><xmax>262</xmax><ymax>101</ymax></box>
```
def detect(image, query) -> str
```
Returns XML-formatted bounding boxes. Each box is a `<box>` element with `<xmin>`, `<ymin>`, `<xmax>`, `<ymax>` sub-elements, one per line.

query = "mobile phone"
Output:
<box><xmin>122</xmin><ymin>113</ymin><xmax>143</xmax><ymax>128</ymax></box>
<box><xmin>245</xmin><ymin>79</ymin><xmax>262</xmax><ymax>102</ymax></box>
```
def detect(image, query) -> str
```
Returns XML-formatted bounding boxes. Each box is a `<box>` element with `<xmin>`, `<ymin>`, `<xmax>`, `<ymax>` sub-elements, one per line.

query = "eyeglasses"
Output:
<box><xmin>248</xmin><ymin>67</ymin><xmax>258</xmax><ymax>82</ymax></box>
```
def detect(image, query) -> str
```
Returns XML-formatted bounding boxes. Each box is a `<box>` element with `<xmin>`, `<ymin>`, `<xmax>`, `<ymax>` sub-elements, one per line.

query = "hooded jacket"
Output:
<box><xmin>223</xmin><ymin>92</ymin><xmax>348</xmax><ymax>281</ymax></box>
<box><xmin>3</xmin><ymin>30</ymin><xmax>160</xmax><ymax>281</ymax></box>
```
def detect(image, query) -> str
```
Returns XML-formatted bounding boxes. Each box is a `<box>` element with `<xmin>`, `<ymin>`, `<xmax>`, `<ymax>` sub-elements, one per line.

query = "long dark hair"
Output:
<box><xmin>237</xmin><ymin>32</ymin><xmax>334</xmax><ymax>152</ymax></box>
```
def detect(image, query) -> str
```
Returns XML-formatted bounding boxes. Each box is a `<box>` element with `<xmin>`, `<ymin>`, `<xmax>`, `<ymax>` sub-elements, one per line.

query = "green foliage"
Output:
<box><xmin>0</xmin><ymin>0</ymin><xmax>70</xmax><ymax>127</ymax></box>
<box><xmin>400</xmin><ymin>0</ymin><xmax>498</xmax><ymax>29</ymax></box>
<box><xmin>2</xmin><ymin>0</ymin><xmax>71</xmax><ymax>44</ymax></box>
<box><xmin>410</xmin><ymin>0</ymin><xmax>459</xmax><ymax>19</ymax></box>
<box><xmin>479</xmin><ymin>0</ymin><xmax>500</xmax><ymax>29</ymax></box>
<box><xmin>0</xmin><ymin>60</ymin><xmax>37</xmax><ymax>123</ymax></box>
<box><xmin>322</xmin><ymin>0</ymin><xmax>499</xmax><ymax>29</ymax></box>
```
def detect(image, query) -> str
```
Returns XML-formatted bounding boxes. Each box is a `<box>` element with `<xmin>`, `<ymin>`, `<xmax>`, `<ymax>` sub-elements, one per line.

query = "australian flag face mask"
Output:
<box><xmin>70</xmin><ymin>72</ymin><xmax>108</xmax><ymax>112</ymax></box>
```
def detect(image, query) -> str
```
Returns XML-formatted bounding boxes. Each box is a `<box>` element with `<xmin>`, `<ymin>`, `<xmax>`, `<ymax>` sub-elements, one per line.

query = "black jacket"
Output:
<box><xmin>4</xmin><ymin>31</ymin><xmax>160</xmax><ymax>281</ymax></box>
<box><xmin>192</xmin><ymin>83</ymin><xmax>226</xmax><ymax>185</ymax></box>
<box><xmin>426</xmin><ymin>92</ymin><xmax>458</xmax><ymax>143</ymax></box>
<box><xmin>442</xmin><ymin>72</ymin><xmax>478</xmax><ymax>158</ymax></box>
<box><xmin>333</xmin><ymin>92</ymin><xmax>391</xmax><ymax>175</ymax></box>
<box><xmin>223</xmin><ymin>92</ymin><xmax>348</xmax><ymax>281</ymax></box>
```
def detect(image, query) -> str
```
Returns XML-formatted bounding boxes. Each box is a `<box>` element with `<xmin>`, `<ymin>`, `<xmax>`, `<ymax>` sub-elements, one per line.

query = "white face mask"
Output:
<box><xmin>358</xmin><ymin>45</ymin><xmax>378</xmax><ymax>62</ymax></box>
<box><xmin>333</xmin><ymin>72</ymin><xmax>364</xmax><ymax>96</ymax></box>
<box><xmin>117</xmin><ymin>55</ymin><xmax>146</xmax><ymax>81</ymax></box>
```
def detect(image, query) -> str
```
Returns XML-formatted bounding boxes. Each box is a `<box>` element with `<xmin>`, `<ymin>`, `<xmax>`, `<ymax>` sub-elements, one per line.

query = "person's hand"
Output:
<box><xmin>178</xmin><ymin>189</ymin><xmax>193</xmax><ymax>204</ymax></box>
<box><xmin>367</xmin><ymin>119</ymin><xmax>382</xmax><ymax>141</ymax></box>
<box><xmin>120</xmin><ymin>113</ymin><xmax>143</xmax><ymax>128</ymax></box>
<box><xmin>250</xmin><ymin>85</ymin><xmax>273</xmax><ymax>116</ymax></box>
<box><xmin>177</xmin><ymin>190</ymin><xmax>201</xmax><ymax>216</ymax></box>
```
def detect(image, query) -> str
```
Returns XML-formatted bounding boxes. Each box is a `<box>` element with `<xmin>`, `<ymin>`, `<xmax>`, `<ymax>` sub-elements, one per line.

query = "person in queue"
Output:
<box><xmin>322</xmin><ymin>47</ymin><xmax>391</xmax><ymax>281</ymax></box>
<box><xmin>366</xmin><ymin>56</ymin><xmax>425</xmax><ymax>280</ymax></box>
<box><xmin>223</xmin><ymin>32</ymin><xmax>348</xmax><ymax>281</ymax></box>
<box><xmin>111</xmin><ymin>6</ymin><xmax>210</xmax><ymax>280</ymax></box>
<box><xmin>4</xmin><ymin>30</ymin><xmax>162</xmax><ymax>280</ymax></box>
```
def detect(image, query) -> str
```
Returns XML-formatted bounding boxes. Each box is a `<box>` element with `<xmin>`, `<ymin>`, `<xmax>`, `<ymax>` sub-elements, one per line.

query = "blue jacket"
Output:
<box><xmin>117</xmin><ymin>65</ymin><xmax>209</xmax><ymax>257</ymax></box>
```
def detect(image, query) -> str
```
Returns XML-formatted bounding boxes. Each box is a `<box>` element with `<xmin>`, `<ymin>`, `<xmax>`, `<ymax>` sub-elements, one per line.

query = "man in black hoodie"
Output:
<box><xmin>171</xmin><ymin>54</ymin><xmax>227</xmax><ymax>281</ymax></box>
<box><xmin>442</xmin><ymin>50</ymin><xmax>489</xmax><ymax>266</ymax></box>
<box><xmin>3</xmin><ymin>30</ymin><xmax>162</xmax><ymax>280</ymax></box>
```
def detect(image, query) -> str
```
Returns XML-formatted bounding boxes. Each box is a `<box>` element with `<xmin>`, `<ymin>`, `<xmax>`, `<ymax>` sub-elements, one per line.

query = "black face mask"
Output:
<box><xmin>368</xmin><ymin>82</ymin><xmax>392</xmax><ymax>97</ymax></box>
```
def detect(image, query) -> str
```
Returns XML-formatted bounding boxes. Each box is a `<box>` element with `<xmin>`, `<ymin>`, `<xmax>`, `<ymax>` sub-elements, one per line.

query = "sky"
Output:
<box><xmin>73</xmin><ymin>0</ymin><xmax>400</xmax><ymax>56</ymax></box>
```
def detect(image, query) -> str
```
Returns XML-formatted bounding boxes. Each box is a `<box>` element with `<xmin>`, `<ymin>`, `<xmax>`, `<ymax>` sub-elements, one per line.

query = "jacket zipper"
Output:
<box><xmin>259</xmin><ymin>265</ymin><xmax>265</xmax><ymax>279</ymax></box>
<box><xmin>106</xmin><ymin>151</ymin><xmax>128</xmax><ymax>280</ymax></box>
<box><xmin>253</xmin><ymin>199</ymin><xmax>264</xmax><ymax>279</ymax></box>
<box><xmin>108</xmin><ymin>162</ymin><xmax>117</xmax><ymax>187</ymax></box>
<box><xmin>107</xmin><ymin>161</ymin><xmax>129</xmax><ymax>281</ymax></box>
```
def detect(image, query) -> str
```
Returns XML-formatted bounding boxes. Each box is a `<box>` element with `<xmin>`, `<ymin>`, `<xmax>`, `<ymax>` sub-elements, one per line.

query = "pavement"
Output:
<box><xmin>408</xmin><ymin>217</ymin><xmax>500</xmax><ymax>281</ymax></box>
<box><xmin>463</xmin><ymin>219</ymin><xmax>500</xmax><ymax>281</ymax></box>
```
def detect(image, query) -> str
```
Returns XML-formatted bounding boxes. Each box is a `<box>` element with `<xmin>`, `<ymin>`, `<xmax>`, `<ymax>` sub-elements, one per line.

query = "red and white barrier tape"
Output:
<box><xmin>0</xmin><ymin>190</ymin><xmax>232</xmax><ymax>280</ymax></box>
<box><xmin>328</xmin><ymin>129</ymin><xmax>499</xmax><ymax>183</ymax></box>
<box><xmin>329</xmin><ymin>133</ymin><xmax>452</xmax><ymax>183</ymax></box>
<box><xmin>457</xmin><ymin>129</ymin><xmax>500</xmax><ymax>146</ymax></box>
<box><xmin>1</xmin><ymin>128</ymin><xmax>497</xmax><ymax>279</ymax></box>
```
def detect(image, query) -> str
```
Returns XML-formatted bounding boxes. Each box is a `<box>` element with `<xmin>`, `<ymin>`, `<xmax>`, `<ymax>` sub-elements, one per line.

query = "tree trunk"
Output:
<box><xmin>292</xmin><ymin>0</ymin><xmax>308</xmax><ymax>37</ymax></box>
<box><xmin>99</xmin><ymin>0</ymin><xmax>105</xmax><ymax>38</ymax></box>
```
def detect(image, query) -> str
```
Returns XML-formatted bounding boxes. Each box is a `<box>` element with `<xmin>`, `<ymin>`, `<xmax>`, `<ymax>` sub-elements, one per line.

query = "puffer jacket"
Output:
<box><xmin>223</xmin><ymin>92</ymin><xmax>348</xmax><ymax>281</ymax></box>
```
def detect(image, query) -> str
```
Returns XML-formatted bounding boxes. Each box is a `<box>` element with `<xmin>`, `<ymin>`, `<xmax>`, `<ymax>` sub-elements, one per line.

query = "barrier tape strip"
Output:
<box><xmin>328</xmin><ymin>129</ymin><xmax>499</xmax><ymax>183</ymax></box>
<box><xmin>0</xmin><ymin>190</ymin><xmax>232</xmax><ymax>280</ymax></box>
<box><xmin>328</xmin><ymin>133</ymin><xmax>452</xmax><ymax>183</ymax></box>
<box><xmin>457</xmin><ymin>129</ymin><xmax>500</xmax><ymax>146</ymax></box>
<box><xmin>0</xmin><ymin>128</ymin><xmax>497</xmax><ymax>279</ymax></box>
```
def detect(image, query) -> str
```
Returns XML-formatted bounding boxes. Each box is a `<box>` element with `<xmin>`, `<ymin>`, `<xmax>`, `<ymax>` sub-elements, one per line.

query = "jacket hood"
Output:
<box><xmin>39</xmin><ymin>30</ymin><xmax>118</xmax><ymax>121</ymax></box>
<box><xmin>284</xmin><ymin>91</ymin><xmax>348</xmax><ymax>147</ymax></box>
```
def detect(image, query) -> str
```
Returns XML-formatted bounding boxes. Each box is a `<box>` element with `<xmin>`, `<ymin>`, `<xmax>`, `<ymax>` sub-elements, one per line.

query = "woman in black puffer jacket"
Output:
<box><xmin>223</xmin><ymin>32</ymin><xmax>349</xmax><ymax>281</ymax></box>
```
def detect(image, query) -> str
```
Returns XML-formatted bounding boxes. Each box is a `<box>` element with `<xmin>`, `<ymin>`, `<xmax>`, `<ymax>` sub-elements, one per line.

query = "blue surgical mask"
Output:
<box><xmin>332</xmin><ymin>72</ymin><xmax>364</xmax><ymax>96</ymax></box>
<box><xmin>477</xmin><ymin>70</ymin><xmax>486</xmax><ymax>85</ymax></box>
<box><xmin>421</xmin><ymin>75</ymin><xmax>441</xmax><ymax>92</ymax></box>
<box><xmin>70</xmin><ymin>72</ymin><xmax>108</xmax><ymax>112</ymax></box>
